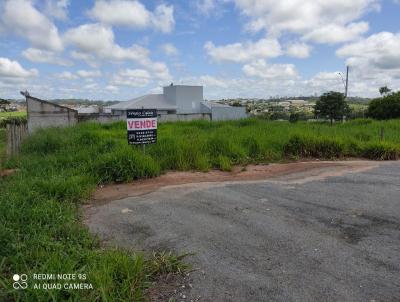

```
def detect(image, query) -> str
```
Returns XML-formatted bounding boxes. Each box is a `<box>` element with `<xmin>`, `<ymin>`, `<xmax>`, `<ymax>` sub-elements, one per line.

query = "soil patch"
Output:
<box><xmin>90</xmin><ymin>160</ymin><xmax>380</xmax><ymax>204</ymax></box>
<box><xmin>0</xmin><ymin>169</ymin><xmax>16</xmax><ymax>178</ymax></box>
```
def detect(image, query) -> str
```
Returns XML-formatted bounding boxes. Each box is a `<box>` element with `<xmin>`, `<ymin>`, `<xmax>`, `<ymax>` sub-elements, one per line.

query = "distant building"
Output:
<box><xmin>106</xmin><ymin>84</ymin><xmax>247</xmax><ymax>121</ymax></box>
<box><xmin>287</xmin><ymin>99</ymin><xmax>306</xmax><ymax>105</ymax></box>
<box><xmin>276</xmin><ymin>101</ymin><xmax>291</xmax><ymax>110</ymax></box>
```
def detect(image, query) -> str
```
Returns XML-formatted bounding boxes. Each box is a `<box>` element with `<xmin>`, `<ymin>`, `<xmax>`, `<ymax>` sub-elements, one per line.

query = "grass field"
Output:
<box><xmin>1</xmin><ymin>118</ymin><xmax>400</xmax><ymax>301</ymax></box>
<box><xmin>0</xmin><ymin>111</ymin><xmax>26</xmax><ymax>119</ymax></box>
<box><xmin>0</xmin><ymin>129</ymin><xmax>5</xmax><ymax>167</ymax></box>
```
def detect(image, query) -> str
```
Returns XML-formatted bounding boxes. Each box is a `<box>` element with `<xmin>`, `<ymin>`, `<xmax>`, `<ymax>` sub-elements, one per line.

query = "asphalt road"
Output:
<box><xmin>85</xmin><ymin>162</ymin><xmax>400</xmax><ymax>302</ymax></box>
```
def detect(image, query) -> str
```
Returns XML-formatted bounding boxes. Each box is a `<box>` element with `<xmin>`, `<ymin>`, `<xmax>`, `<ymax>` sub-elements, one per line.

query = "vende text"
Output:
<box><xmin>127</xmin><ymin>118</ymin><xmax>157</xmax><ymax>130</ymax></box>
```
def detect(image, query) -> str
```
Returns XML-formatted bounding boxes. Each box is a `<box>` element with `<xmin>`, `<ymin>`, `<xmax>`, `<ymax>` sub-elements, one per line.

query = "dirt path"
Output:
<box><xmin>90</xmin><ymin>160</ymin><xmax>380</xmax><ymax>204</ymax></box>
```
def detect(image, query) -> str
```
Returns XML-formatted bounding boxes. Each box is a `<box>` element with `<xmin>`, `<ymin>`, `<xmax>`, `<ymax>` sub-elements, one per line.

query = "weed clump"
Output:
<box><xmin>284</xmin><ymin>135</ymin><xmax>344</xmax><ymax>159</ymax></box>
<box><xmin>94</xmin><ymin>147</ymin><xmax>161</xmax><ymax>183</ymax></box>
<box><xmin>361</xmin><ymin>142</ymin><xmax>400</xmax><ymax>160</ymax></box>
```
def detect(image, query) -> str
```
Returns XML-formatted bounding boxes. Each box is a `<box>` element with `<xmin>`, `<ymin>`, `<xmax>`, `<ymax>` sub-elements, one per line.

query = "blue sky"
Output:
<box><xmin>0</xmin><ymin>0</ymin><xmax>399</xmax><ymax>100</ymax></box>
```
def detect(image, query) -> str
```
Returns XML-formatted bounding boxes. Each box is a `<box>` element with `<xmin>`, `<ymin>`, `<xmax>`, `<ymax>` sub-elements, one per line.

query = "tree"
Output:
<box><xmin>314</xmin><ymin>91</ymin><xmax>350</xmax><ymax>125</ymax></box>
<box><xmin>379</xmin><ymin>86</ymin><xmax>391</xmax><ymax>96</ymax></box>
<box><xmin>289</xmin><ymin>113</ymin><xmax>300</xmax><ymax>123</ymax></box>
<box><xmin>0</xmin><ymin>98</ymin><xmax>10</xmax><ymax>111</ymax></box>
<box><xmin>367</xmin><ymin>91</ymin><xmax>400</xmax><ymax>120</ymax></box>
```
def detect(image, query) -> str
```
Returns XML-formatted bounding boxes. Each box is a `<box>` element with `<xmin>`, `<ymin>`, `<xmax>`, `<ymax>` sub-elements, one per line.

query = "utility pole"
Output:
<box><xmin>337</xmin><ymin>66</ymin><xmax>349</xmax><ymax>98</ymax></box>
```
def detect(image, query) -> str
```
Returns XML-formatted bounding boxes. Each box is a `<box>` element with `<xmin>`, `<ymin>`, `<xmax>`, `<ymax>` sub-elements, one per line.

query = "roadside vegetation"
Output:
<box><xmin>0</xmin><ymin>111</ymin><xmax>26</xmax><ymax>119</ymax></box>
<box><xmin>0</xmin><ymin>128</ymin><xmax>5</xmax><ymax>166</ymax></box>
<box><xmin>367</xmin><ymin>91</ymin><xmax>400</xmax><ymax>120</ymax></box>
<box><xmin>1</xmin><ymin>118</ymin><xmax>400</xmax><ymax>301</ymax></box>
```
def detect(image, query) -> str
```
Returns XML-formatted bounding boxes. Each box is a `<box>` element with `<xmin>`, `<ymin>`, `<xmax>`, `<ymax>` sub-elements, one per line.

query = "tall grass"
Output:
<box><xmin>0</xmin><ymin>111</ymin><xmax>26</xmax><ymax>119</ymax></box>
<box><xmin>1</xmin><ymin>118</ymin><xmax>399</xmax><ymax>301</ymax></box>
<box><xmin>0</xmin><ymin>129</ymin><xmax>5</xmax><ymax>168</ymax></box>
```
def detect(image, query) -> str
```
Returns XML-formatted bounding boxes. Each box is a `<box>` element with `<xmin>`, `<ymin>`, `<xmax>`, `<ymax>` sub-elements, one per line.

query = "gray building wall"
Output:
<box><xmin>78</xmin><ymin>113</ymin><xmax>125</xmax><ymax>123</ymax></box>
<box><xmin>158</xmin><ymin>113</ymin><xmax>211</xmax><ymax>122</ymax></box>
<box><xmin>163</xmin><ymin>86</ymin><xmax>177</xmax><ymax>105</ymax></box>
<box><xmin>26</xmin><ymin>96</ymin><xmax>78</xmax><ymax>133</ymax></box>
<box><xmin>163</xmin><ymin>85</ymin><xmax>203</xmax><ymax>114</ymax></box>
<box><xmin>211</xmin><ymin>106</ymin><xmax>247</xmax><ymax>121</ymax></box>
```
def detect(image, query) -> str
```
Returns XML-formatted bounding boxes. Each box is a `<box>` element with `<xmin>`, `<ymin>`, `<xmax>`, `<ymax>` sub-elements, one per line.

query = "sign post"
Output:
<box><xmin>127</xmin><ymin>109</ymin><xmax>157</xmax><ymax>151</ymax></box>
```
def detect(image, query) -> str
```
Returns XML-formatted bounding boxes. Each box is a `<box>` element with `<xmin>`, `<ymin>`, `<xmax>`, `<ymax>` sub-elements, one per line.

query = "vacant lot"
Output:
<box><xmin>86</xmin><ymin>161</ymin><xmax>400</xmax><ymax>301</ymax></box>
<box><xmin>1</xmin><ymin>119</ymin><xmax>400</xmax><ymax>301</ymax></box>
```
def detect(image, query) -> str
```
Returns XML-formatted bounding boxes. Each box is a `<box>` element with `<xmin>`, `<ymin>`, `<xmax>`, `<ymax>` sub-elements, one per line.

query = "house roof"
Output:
<box><xmin>107</xmin><ymin>94</ymin><xmax>176</xmax><ymax>111</ymax></box>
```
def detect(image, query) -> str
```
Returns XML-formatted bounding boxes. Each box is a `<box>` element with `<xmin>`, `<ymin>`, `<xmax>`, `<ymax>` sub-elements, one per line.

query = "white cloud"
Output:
<box><xmin>70</xmin><ymin>51</ymin><xmax>98</xmax><ymax>67</ymax></box>
<box><xmin>151</xmin><ymin>4</ymin><xmax>175</xmax><ymax>33</ymax></box>
<box><xmin>64</xmin><ymin>23</ymin><xmax>149</xmax><ymax>63</ymax></box>
<box><xmin>22</xmin><ymin>48</ymin><xmax>72</xmax><ymax>66</ymax></box>
<box><xmin>110</xmin><ymin>61</ymin><xmax>171</xmax><ymax>88</ymax></box>
<box><xmin>0</xmin><ymin>57</ymin><xmax>38</xmax><ymax>82</ymax></box>
<box><xmin>77</xmin><ymin>70</ymin><xmax>102</xmax><ymax>78</ymax></box>
<box><xmin>106</xmin><ymin>85</ymin><xmax>119</xmax><ymax>92</ymax></box>
<box><xmin>286</xmin><ymin>42</ymin><xmax>311</xmax><ymax>59</ymax></box>
<box><xmin>88</xmin><ymin>0</ymin><xmax>175</xmax><ymax>33</ymax></box>
<box><xmin>56</xmin><ymin>70</ymin><xmax>102</xmax><ymax>80</ymax></box>
<box><xmin>176</xmin><ymin>75</ymin><xmax>303</xmax><ymax>99</ymax></box>
<box><xmin>57</xmin><ymin>71</ymin><xmax>78</xmax><ymax>80</ymax></box>
<box><xmin>204</xmin><ymin>38</ymin><xmax>282</xmax><ymax>62</ymax></box>
<box><xmin>197</xmin><ymin>0</ymin><xmax>217</xmax><ymax>15</ymax></box>
<box><xmin>146</xmin><ymin>61</ymin><xmax>171</xmax><ymax>81</ymax></box>
<box><xmin>303</xmin><ymin>22</ymin><xmax>369</xmax><ymax>44</ymax></box>
<box><xmin>111</xmin><ymin>69</ymin><xmax>151</xmax><ymax>87</ymax></box>
<box><xmin>65</xmin><ymin>23</ymin><xmax>171</xmax><ymax>83</ymax></box>
<box><xmin>337</xmin><ymin>32</ymin><xmax>400</xmax><ymax>70</ymax></box>
<box><xmin>242</xmin><ymin>59</ymin><xmax>298</xmax><ymax>79</ymax></box>
<box><xmin>84</xmin><ymin>83</ymin><xmax>98</xmax><ymax>90</ymax></box>
<box><xmin>335</xmin><ymin>32</ymin><xmax>400</xmax><ymax>94</ymax></box>
<box><xmin>45</xmin><ymin>0</ymin><xmax>69</xmax><ymax>20</ymax></box>
<box><xmin>2</xmin><ymin>0</ymin><xmax>63</xmax><ymax>51</ymax></box>
<box><xmin>305</xmin><ymin>71</ymin><xmax>343</xmax><ymax>90</ymax></box>
<box><xmin>199</xmin><ymin>75</ymin><xmax>229</xmax><ymax>88</ymax></box>
<box><xmin>161</xmin><ymin>43</ymin><xmax>178</xmax><ymax>56</ymax></box>
<box><xmin>233</xmin><ymin>0</ymin><xmax>378</xmax><ymax>44</ymax></box>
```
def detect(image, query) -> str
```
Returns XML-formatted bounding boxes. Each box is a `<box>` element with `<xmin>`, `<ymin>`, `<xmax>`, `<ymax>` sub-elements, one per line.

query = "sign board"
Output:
<box><xmin>127</xmin><ymin>109</ymin><xmax>157</xmax><ymax>145</ymax></box>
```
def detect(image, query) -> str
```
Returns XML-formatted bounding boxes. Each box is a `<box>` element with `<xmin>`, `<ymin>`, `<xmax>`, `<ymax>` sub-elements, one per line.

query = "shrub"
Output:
<box><xmin>217</xmin><ymin>155</ymin><xmax>232</xmax><ymax>171</ymax></box>
<box><xmin>289</xmin><ymin>113</ymin><xmax>300</xmax><ymax>123</ymax></box>
<box><xmin>22</xmin><ymin>128</ymin><xmax>65</xmax><ymax>155</ymax></box>
<box><xmin>206</xmin><ymin>134</ymin><xmax>245</xmax><ymax>164</ymax></box>
<box><xmin>241</xmin><ymin>136</ymin><xmax>262</xmax><ymax>159</ymax></box>
<box><xmin>0</xmin><ymin>116</ymin><xmax>27</xmax><ymax>128</ymax></box>
<box><xmin>93</xmin><ymin>148</ymin><xmax>161</xmax><ymax>183</ymax></box>
<box><xmin>361</xmin><ymin>142</ymin><xmax>400</xmax><ymax>160</ymax></box>
<box><xmin>367</xmin><ymin>91</ymin><xmax>400</xmax><ymax>120</ymax></box>
<box><xmin>284</xmin><ymin>135</ymin><xmax>344</xmax><ymax>158</ymax></box>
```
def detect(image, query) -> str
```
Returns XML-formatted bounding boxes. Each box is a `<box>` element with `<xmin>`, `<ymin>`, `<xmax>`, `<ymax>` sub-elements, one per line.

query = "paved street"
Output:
<box><xmin>85</xmin><ymin>161</ymin><xmax>400</xmax><ymax>301</ymax></box>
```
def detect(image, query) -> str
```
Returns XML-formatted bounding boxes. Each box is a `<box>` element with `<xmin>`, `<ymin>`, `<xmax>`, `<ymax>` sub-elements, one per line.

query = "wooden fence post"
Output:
<box><xmin>6</xmin><ymin>121</ymin><xmax>28</xmax><ymax>156</ymax></box>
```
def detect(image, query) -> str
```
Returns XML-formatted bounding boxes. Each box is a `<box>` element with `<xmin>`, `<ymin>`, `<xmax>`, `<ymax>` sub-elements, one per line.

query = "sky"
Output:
<box><xmin>0</xmin><ymin>0</ymin><xmax>399</xmax><ymax>101</ymax></box>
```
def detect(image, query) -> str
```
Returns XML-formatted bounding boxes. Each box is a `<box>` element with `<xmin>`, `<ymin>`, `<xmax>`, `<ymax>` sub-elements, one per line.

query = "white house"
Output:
<box><xmin>105</xmin><ymin>84</ymin><xmax>247</xmax><ymax>121</ymax></box>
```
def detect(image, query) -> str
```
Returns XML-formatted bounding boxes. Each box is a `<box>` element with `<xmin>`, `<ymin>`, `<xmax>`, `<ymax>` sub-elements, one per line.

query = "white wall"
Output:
<box><xmin>158</xmin><ymin>113</ymin><xmax>211</xmax><ymax>122</ymax></box>
<box><xmin>26</xmin><ymin>97</ymin><xmax>78</xmax><ymax>133</ymax></box>
<box><xmin>163</xmin><ymin>85</ymin><xmax>203</xmax><ymax>114</ymax></box>
<box><xmin>211</xmin><ymin>106</ymin><xmax>247</xmax><ymax>121</ymax></box>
